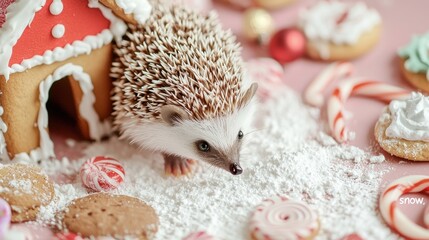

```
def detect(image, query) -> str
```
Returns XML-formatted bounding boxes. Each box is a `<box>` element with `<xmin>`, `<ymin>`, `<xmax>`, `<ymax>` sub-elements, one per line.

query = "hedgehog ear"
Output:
<box><xmin>239</xmin><ymin>83</ymin><xmax>258</xmax><ymax>108</ymax></box>
<box><xmin>160</xmin><ymin>105</ymin><xmax>190</xmax><ymax>126</ymax></box>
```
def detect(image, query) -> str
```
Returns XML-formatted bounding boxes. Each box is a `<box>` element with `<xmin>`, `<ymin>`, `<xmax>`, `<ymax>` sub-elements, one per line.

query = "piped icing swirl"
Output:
<box><xmin>299</xmin><ymin>1</ymin><xmax>381</xmax><ymax>45</ymax></box>
<box><xmin>399</xmin><ymin>32</ymin><xmax>429</xmax><ymax>81</ymax></box>
<box><xmin>386</xmin><ymin>92</ymin><xmax>429</xmax><ymax>142</ymax></box>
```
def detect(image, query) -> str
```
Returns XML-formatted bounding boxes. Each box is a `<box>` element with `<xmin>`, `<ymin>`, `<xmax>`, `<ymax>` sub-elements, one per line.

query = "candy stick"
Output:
<box><xmin>379</xmin><ymin>175</ymin><xmax>429</xmax><ymax>240</ymax></box>
<box><xmin>304</xmin><ymin>62</ymin><xmax>354</xmax><ymax>107</ymax></box>
<box><xmin>327</xmin><ymin>78</ymin><xmax>411</xmax><ymax>142</ymax></box>
<box><xmin>182</xmin><ymin>231</ymin><xmax>216</xmax><ymax>240</ymax></box>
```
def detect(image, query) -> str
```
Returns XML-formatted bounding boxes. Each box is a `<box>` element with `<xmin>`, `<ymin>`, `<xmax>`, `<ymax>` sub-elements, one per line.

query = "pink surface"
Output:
<box><xmin>9</xmin><ymin>0</ymin><xmax>110</xmax><ymax>66</ymax></box>
<box><xmin>214</xmin><ymin>0</ymin><xmax>429</xmax><ymax>228</ymax></box>
<box><xmin>45</xmin><ymin>0</ymin><xmax>428</xmax><ymax>236</ymax></box>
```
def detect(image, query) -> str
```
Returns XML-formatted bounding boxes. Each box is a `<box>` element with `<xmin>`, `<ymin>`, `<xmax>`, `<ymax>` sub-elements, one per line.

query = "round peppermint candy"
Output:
<box><xmin>80</xmin><ymin>156</ymin><xmax>125</xmax><ymax>192</ymax></box>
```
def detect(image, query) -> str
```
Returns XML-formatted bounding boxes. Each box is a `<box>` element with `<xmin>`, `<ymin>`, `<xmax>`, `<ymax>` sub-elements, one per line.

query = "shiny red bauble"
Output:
<box><xmin>269</xmin><ymin>28</ymin><xmax>306</xmax><ymax>64</ymax></box>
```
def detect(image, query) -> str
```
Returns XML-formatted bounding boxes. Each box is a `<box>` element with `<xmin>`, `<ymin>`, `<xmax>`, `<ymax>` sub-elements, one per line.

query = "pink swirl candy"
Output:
<box><xmin>182</xmin><ymin>231</ymin><xmax>215</xmax><ymax>240</ymax></box>
<box><xmin>250</xmin><ymin>195</ymin><xmax>320</xmax><ymax>240</ymax></box>
<box><xmin>0</xmin><ymin>198</ymin><xmax>11</xmax><ymax>238</ymax></box>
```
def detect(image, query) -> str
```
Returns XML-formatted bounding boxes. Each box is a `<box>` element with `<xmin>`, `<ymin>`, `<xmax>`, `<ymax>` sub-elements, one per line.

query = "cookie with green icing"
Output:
<box><xmin>399</xmin><ymin>32</ymin><xmax>429</xmax><ymax>92</ymax></box>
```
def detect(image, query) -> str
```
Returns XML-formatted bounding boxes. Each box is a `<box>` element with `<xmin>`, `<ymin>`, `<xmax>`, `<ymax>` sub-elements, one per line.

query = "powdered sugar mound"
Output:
<box><xmin>36</xmin><ymin>87</ymin><xmax>397</xmax><ymax>239</ymax></box>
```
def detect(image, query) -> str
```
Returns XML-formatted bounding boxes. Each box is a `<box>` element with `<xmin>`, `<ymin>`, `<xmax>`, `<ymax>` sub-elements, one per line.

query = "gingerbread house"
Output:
<box><xmin>0</xmin><ymin>0</ymin><xmax>152</xmax><ymax>161</ymax></box>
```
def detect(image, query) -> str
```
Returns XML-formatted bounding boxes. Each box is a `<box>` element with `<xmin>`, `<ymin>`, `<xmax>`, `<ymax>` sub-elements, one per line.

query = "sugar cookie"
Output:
<box><xmin>62</xmin><ymin>193</ymin><xmax>158</xmax><ymax>239</ymax></box>
<box><xmin>398</xmin><ymin>32</ymin><xmax>429</xmax><ymax>93</ymax></box>
<box><xmin>299</xmin><ymin>0</ymin><xmax>381</xmax><ymax>61</ymax></box>
<box><xmin>375</xmin><ymin>92</ymin><xmax>429</xmax><ymax>161</ymax></box>
<box><xmin>0</xmin><ymin>164</ymin><xmax>55</xmax><ymax>222</ymax></box>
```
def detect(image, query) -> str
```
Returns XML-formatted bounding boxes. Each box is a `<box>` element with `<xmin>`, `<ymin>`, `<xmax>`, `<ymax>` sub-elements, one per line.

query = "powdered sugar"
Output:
<box><xmin>34</xmin><ymin>86</ymin><xmax>397</xmax><ymax>239</ymax></box>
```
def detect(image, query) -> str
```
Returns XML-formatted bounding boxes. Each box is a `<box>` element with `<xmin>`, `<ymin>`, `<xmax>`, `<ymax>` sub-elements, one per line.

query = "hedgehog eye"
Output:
<box><xmin>238</xmin><ymin>130</ymin><xmax>244</xmax><ymax>139</ymax></box>
<box><xmin>196</xmin><ymin>140</ymin><xmax>210</xmax><ymax>152</ymax></box>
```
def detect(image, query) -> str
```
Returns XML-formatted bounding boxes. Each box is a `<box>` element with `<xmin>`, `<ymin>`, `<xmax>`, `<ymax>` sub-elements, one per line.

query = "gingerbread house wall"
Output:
<box><xmin>0</xmin><ymin>44</ymin><xmax>113</xmax><ymax>160</ymax></box>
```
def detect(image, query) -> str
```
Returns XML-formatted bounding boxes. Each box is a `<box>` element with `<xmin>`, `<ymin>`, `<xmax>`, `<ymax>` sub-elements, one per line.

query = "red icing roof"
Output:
<box><xmin>0</xmin><ymin>0</ymin><xmax>15</xmax><ymax>28</ymax></box>
<box><xmin>9</xmin><ymin>0</ymin><xmax>111</xmax><ymax>66</ymax></box>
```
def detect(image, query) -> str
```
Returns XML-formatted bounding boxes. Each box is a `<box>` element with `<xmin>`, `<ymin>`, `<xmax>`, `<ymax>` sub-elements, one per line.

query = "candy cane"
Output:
<box><xmin>249</xmin><ymin>195</ymin><xmax>320</xmax><ymax>240</ymax></box>
<box><xmin>379</xmin><ymin>175</ymin><xmax>429</xmax><ymax>240</ymax></box>
<box><xmin>304</xmin><ymin>62</ymin><xmax>354</xmax><ymax>107</ymax></box>
<box><xmin>182</xmin><ymin>231</ymin><xmax>216</xmax><ymax>240</ymax></box>
<box><xmin>425</xmin><ymin>204</ymin><xmax>429</xmax><ymax>228</ymax></box>
<box><xmin>327</xmin><ymin>77</ymin><xmax>411</xmax><ymax>142</ymax></box>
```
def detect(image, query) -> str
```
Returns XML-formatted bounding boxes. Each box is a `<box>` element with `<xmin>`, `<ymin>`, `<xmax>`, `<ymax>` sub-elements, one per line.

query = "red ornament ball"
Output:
<box><xmin>269</xmin><ymin>28</ymin><xmax>306</xmax><ymax>64</ymax></box>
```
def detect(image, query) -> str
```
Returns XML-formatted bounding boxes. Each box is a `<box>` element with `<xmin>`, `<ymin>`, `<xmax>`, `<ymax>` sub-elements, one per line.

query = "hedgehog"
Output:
<box><xmin>110</xmin><ymin>3</ymin><xmax>258</xmax><ymax>176</ymax></box>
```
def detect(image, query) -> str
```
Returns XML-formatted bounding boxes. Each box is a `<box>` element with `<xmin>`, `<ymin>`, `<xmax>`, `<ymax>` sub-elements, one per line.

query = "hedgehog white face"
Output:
<box><xmin>120</xmin><ymin>83</ymin><xmax>257</xmax><ymax>175</ymax></box>
<box><xmin>158</xmin><ymin>83</ymin><xmax>258</xmax><ymax>175</ymax></box>
<box><xmin>159</xmin><ymin>102</ymin><xmax>255</xmax><ymax>175</ymax></box>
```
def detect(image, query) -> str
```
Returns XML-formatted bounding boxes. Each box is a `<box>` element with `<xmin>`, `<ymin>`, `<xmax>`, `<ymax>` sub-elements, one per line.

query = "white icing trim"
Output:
<box><xmin>37</xmin><ymin>63</ymin><xmax>109</xmax><ymax>159</ymax></box>
<box><xmin>49</xmin><ymin>0</ymin><xmax>63</xmax><ymax>15</ymax></box>
<box><xmin>4</xmin><ymin>0</ymin><xmax>127</xmax><ymax>77</ymax></box>
<box><xmin>0</xmin><ymin>0</ymin><xmax>46</xmax><ymax>80</ymax></box>
<box><xmin>51</xmin><ymin>24</ymin><xmax>65</xmax><ymax>38</ymax></box>
<box><xmin>9</xmin><ymin>29</ymin><xmax>113</xmax><ymax>74</ymax></box>
<box><xmin>114</xmin><ymin>0</ymin><xmax>152</xmax><ymax>24</ymax></box>
<box><xmin>0</xmin><ymin>107</ymin><xmax>9</xmax><ymax>161</ymax></box>
<box><xmin>88</xmin><ymin>0</ymin><xmax>127</xmax><ymax>43</ymax></box>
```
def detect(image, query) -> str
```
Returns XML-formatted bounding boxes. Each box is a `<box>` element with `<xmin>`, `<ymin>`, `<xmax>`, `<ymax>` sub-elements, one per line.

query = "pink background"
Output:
<box><xmin>213</xmin><ymin>0</ymin><xmax>429</xmax><ymax>228</ymax></box>
<box><xmin>45</xmin><ymin>0</ymin><xmax>429</xmax><ymax>236</ymax></box>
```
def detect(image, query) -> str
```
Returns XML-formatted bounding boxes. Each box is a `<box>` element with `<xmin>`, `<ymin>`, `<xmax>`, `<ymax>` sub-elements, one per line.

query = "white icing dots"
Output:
<box><xmin>51</xmin><ymin>24</ymin><xmax>65</xmax><ymax>39</ymax></box>
<box><xmin>49</xmin><ymin>0</ymin><xmax>63</xmax><ymax>15</ymax></box>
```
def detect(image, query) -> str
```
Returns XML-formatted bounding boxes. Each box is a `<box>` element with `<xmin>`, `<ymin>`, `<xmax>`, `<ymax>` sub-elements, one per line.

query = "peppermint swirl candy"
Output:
<box><xmin>250</xmin><ymin>195</ymin><xmax>320</xmax><ymax>240</ymax></box>
<box><xmin>425</xmin><ymin>204</ymin><xmax>429</xmax><ymax>228</ymax></box>
<box><xmin>80</xmin><ymin>156</ymin><xmax>125</xmax><ymax>192</ymax></box>
<box><xmin>0</xmin><ymin>198</ymin><xmax>11</xmax><ymax>239</ymax></box>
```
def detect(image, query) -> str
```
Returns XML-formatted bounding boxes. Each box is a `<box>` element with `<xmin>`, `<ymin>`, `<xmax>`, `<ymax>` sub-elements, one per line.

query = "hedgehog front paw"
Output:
<box><xmin>163</xmin><ymin>154</ymin><xmax>196</xmax><ymax>177</ymax></box>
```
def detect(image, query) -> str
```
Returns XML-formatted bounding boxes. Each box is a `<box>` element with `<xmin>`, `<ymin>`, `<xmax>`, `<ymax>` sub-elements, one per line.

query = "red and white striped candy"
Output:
<box><xmin>327</xmin><ymin>77</ymin><xmax>411</xmax><ymax>142</ymax></box>
<box><xmin>249</xmin><ymin>195</ymin><xmax>319</xmax><ymax>240</ymax></box>
<box><xmin>54</xmin><ymin>232</ymin><xmax>84</xmax><ymax>240</ymax></box>
<box><xmin>182</xmin><ymin>231</ymin><xmax>216</xmax><ymax>240</ymax></box>
<box><xmin>379</xmin><ymin>175</ymin><xmax>429</xmax><ymax>240</ymax></box>
<box><xmin>80</xmin><ymin>156</ymin><xmax>125</xmax><ymax>192</ymax></box>
<box><xmin>304</xmin><ymin>61</ymin><xmax>354</xmax><ymax>107</ymax></box>
<box><xmin>424</xmin><ymin>202</ymin><xmax>429</xmax><ymax>228</ymax></box>
<box><xmin>245</xmin><ymin>58</ymin><xmax>285</xmax><ymax>101</ymax></box>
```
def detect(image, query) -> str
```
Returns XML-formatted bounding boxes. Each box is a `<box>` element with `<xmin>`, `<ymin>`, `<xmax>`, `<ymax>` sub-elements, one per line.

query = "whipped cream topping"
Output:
<box><xmin>299</xmin><ymin>1</ymin><xmax>381</xmax><ymax>45</ymax></box>
<box><xmin>386</xmin><ymin>92</ymin><xmax>429</xmax><ymax>142</ymax></box>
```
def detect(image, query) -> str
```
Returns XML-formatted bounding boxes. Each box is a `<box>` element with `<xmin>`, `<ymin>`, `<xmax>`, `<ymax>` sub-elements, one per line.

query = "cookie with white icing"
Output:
<box><xmin>299</xmin><ymin>0</ymin><xmax>381</xmax><ymax>61</ymax></box>
<box><xmin>375</xmin><ymin>92</ymin><xmax>429</xmax><ymax>161</ymax></box>
<box><xmin>399</xmin><ymin>32</ymin><xmax>429</xmax><ymax>93</ymax></box>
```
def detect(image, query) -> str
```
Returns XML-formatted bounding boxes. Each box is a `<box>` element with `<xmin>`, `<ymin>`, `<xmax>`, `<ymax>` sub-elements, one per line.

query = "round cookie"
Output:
<box><xmin>306</xmin><ymin>25</ymin><xmax>381</xmax><ymax>61</ymax></box>
<box><xmin>398</xmin><ymin>32</ymin><xmax>429</xmax><ymax>93</ymax></box>
<box><xmin>375</xmin><ymin>108</ymin><xmax>429</xmax><ymax>161</ymax></box>
<box><xmin>299</xmin><ymin>1</ymin><xmax>381</xmax><ymax>61</ymax></box>
<box><xmin>0</xmin><ymin>164</ymin><xmax>55</xmax><ymax>222</ymax></box>
<box><xmin>62</xmin><ymin>193</ymin><xmax>159</xmax><ymax>239</ymax></box>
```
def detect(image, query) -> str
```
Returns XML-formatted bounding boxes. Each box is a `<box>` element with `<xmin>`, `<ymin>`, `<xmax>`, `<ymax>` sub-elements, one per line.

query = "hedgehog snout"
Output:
<box><xmin>229</xmin><ymin>163</ymin><xmax>242</xmax><ymax>175</ymax></box>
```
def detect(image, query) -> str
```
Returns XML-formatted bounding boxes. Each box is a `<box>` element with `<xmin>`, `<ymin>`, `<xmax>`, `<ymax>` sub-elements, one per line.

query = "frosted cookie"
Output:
<box><xmin>0</xmin><ymin>164</ymin><xmax>55</xmax><ymax>222</ymax></box>
<box><xmin>398</xmin><ymin>32</ymin><xmax>429</xmax><ymax>93</ymax></box>
<box><xmin>299</xmin><ymin>0</ymin><xmax>381</xmax><ymax>61</ymax></box>
<box><xmin>374</xmin><ymin>92</ymin><xmax>429</xmax><ymax>161</ymax></box>
<box><xmin>62</xmin><ymin>193</ymin><xmax>159</xmax><ymax>239</ymax></box>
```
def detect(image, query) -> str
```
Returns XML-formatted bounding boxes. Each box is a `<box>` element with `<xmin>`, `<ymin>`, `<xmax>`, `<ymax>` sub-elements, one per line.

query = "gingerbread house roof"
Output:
<box><xmin>0</xmin><ymin>0</ymin><xmax>151</xmax><ymax>80</ymax></box>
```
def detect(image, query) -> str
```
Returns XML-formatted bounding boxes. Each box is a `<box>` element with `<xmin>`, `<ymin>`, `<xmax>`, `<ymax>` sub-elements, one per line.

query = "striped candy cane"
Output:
<box><xmin>182</xmin><ymin>231</ymin><xmax>216</xmax><ymax>240</ymax></box>
<box><xmin>379</xmin><ymin>175</ymin><xmax>429</xmax><ymax>240</ymax></box>
<box><xmin>327</xmin><ymin>78</ymin><xmax>411</xmax><ymax>142</ymax></box>
<box><xmin>304</xmin><ymin>62</ymin><xmax>354</xmax><ymax>107</ymax></box>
